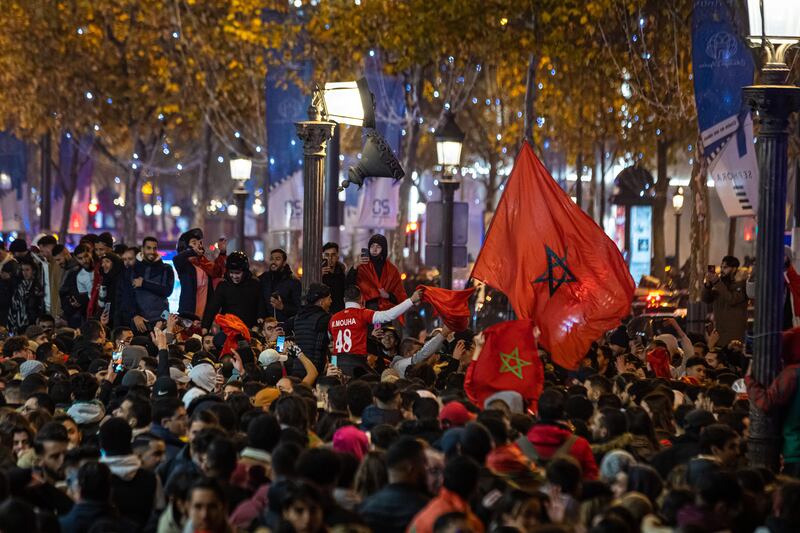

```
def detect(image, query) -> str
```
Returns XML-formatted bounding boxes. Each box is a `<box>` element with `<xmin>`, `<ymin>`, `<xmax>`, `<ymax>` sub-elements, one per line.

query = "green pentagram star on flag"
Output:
<box><xmin>534</xmin><ymin>245</ymin><xmax>577</xmax><ymax>296</ymax></box>
<box><xmin>498</xmin><ymin>347</ymin><xmax>531</xmax><ymax>379</ymax></box>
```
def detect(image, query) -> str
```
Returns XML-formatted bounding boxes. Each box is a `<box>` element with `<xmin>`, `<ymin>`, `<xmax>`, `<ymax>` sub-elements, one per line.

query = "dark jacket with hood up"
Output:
<box><xmin>259</xmin><ymin>264</ymin><xmax>302</xmax><ymax>322</ymax></box>
<box><xmin>346</xmin><ymin>234</ymin><xmax>405</xmax><ymax>311</ymax></box>
<box><xmin>202</xmin><ymin>269</ymin><xmax>264</xmax><ymax>329</ymax></box>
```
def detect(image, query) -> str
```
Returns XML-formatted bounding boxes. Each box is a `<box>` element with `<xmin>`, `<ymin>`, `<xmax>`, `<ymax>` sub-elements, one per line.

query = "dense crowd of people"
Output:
<box><xmin>0</xmin><ymin>229</ymin><xmax>797</xmax><ymax>533</ymax></box>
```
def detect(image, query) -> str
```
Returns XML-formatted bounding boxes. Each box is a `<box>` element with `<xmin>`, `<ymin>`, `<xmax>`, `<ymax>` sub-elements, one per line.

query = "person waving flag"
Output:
<box><xmin>471</xmin><ymin>142</ymin><xmax>634</xmax><ymax>370</ymax></box>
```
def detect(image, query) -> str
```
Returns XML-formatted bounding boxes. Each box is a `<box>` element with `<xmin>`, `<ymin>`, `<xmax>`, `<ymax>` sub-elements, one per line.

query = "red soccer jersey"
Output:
<box><xmin>328</xmin><ymin>307</ymin><xmax>375</xmax><ymax>355</ymax></box>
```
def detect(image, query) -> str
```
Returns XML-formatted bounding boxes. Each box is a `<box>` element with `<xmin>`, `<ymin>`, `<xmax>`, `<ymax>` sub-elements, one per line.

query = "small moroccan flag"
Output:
<box><xmin>418</xmin><ymin>285</ymin><xmax>475</xmax><ymax>332</ymax></box>
<box><xmin>464</xmin><ymin>319</ymin><xmax>543</xmax><ymax>409</ymax></box>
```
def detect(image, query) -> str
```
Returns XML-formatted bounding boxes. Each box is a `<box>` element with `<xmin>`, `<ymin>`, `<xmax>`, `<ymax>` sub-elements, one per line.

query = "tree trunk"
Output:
<box><xmin>598</xmin><ymin>140</ymin><xmax>607</xmax><ymax>225</ymax></box>
<box><xmin>192</xmin><ymin>122</ymin><xmax>213</xmax><ymax>229</ymax></box>
<box><xmin>575</xmin><ymin>153</ymin><xmax>584</xmax><ymax>211</ymax></box>
<box><xmin>122</xmin><ymin>137</ymin><xmax>145</xmax><ymax>245</ymax></box>
<box><xmin>56</xmin><ymin>141</ymin><xmax>81</xmax><ymax>241</ymax></box>
<box><xmin>689</xmin><ymin>136</ymin><xmax>709</xmax><ymax>302</ymax></box>
<box><xmin>523</xmin><ymin>52</ymin><xmax>538</xmax><ymax>141</ymax></box>
<box><xmin>652</xmin><ymin>138</ymin><xmax>671</xmax><ymax>278</ymax></box>
<box><xmin>483</xmin><ymin>155</ymin><xmax>499</xmax><ymax>230</ymax></box>
<box><xmin>393</xmin><ymin>67</ymin><xmax>423</xmax><ymax>264</ymax></box>
<box><xmin>587</xmin><ymin>149</ymin><xmax>597</xmax><ymax>221</ymax></box>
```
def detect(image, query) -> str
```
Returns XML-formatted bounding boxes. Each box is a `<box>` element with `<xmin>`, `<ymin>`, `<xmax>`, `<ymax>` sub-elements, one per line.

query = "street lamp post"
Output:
<box><xmin>230</xmin><ymin>146</ymin><xmax>253</xmax><ymax>253</ymax></box>
<box><xmin>743</xmin><ymin>0</ymin><xmax>800</xmax><ymax>471</ymax></box>
<box><xmin>434</xmin><ymin>111</ymin><xmax>465</xmax><ymax>289</ymax></box>
<box><xmin>296</xmin><ymin>79</ymin><xmax>375</xmax><ymax>292</ymax></box>
<box><xmin>672</xmin><ymin>187</ymin><xmax>684</xmax><ymax>267</ymax></box>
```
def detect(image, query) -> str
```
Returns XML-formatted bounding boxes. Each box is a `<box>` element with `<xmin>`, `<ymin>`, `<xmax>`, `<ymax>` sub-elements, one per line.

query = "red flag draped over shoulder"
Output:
<box><xmin>215</xmin><ymin>313</ymin><xmax>251</xmax><ymax>356</ymax></box>
<box><xmin>464</xmin><ymin>319</ymin><xmax>543</xmax><ymax>409</ymax></box>
<box><xmin>355</xmin><ymin>261</ymin><xmax>407</xmax><ymax>311</ymax></box>
<box><xmin>419</xmin><ymin>286</ymin><xmax>474</xmax><ymax>332</ymax></box>
<box><xmin>471</xmin><ymin>142</ymin><xmax>634</xmax><ymax>370</ymax></box>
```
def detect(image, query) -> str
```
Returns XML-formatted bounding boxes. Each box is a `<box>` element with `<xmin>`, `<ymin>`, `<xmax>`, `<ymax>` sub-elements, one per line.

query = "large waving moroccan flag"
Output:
<box><xmin>471</xmin><ymin>142</ymin><xmax>634</xmax><ymax>370</ymax></box>
<box><xmin>464</xmin><ymin>319</ymin><xmax>543</xmax><ymax>409</ymax></box>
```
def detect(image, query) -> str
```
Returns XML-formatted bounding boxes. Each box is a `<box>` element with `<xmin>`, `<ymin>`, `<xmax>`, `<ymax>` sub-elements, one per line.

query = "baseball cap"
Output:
<box><xmin>439</xmin><ymin>401</ymin><xmax>475</xmax><ymax>428</ymax></box>
<box><xmin>153</xmin><ymin>376</ymin><xmax>178</xmax><ymax>398</ymax></box>
<box><xmin>258</xmin><ymin>349</ymin><xmax>287</xmax><ymax>367</ymax></box>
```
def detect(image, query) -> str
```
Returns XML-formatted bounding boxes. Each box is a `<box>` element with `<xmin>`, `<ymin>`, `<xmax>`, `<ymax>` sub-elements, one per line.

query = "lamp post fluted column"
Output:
<box><xmin>674</xmin><ymin>211</ymin><xmax>681</xmax><ymax>267</ymax></box>
<box><xmin>744</xmin><ymin>85</ymin><xmax>800</xmax><ymax>470</ymax></box>
<box><xmin>438</xmin><ymin>178</ymin><xmax>459</xmax><ymax>289</ymax></box>
<box><xmin>234</xmin><ymin>186</ymin><xmax>248</xmax><ymax>253</ymax></box>
<box><xmin>296</xmin><ymin>104</ymin><xmax>335</xmax><ymax>293</ymax></box>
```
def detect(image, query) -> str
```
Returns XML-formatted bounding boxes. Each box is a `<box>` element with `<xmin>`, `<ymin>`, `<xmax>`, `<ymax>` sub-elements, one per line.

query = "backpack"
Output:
<box><xmin>515</xmin><ymin>433</ymin><xmax>578</xmax><ymax>467</ymax></box>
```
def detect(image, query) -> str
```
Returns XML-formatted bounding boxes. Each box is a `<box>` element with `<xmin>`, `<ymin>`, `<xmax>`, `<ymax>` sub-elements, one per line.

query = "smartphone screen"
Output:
<box><xmin>331</xmin><ymin>355</ymin><xmax>338</xmax><ymax>367</ymax></box>
<box><xmin>112</xmin><ymin>344</ymin><xmax>124</xmax><ymax>372</ymax></box>
<box><xmin>276</xmin><ymin>336</ymin><xmax>285</xmax><ymax>353</ymax></box>
<box><xmin>707</xmin><ymin>265</ymin><xmax>716</xmax><ymax>274</ymax></box>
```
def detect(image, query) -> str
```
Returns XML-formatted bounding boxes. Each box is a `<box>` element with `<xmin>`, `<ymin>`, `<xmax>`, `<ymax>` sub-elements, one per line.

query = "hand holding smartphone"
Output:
<box><xmin>276</xmin><ymin>335</ymin><xmax>286</xmax><ymax>353</ymax></box>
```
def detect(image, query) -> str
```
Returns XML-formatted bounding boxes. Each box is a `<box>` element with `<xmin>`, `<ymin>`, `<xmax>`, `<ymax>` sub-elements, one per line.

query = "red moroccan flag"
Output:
<box><xmin>464</xmin><ymin>320</ymin><xmax>543</xmax><ymax>409</ymax></box>
<box><xmin>471</xmin><ymin>142</ymin><xmax>634</xmax><ymax>370</ymax></box>
<box><xmin>419</xmin><ymin>286</ymin><xmax>475</xmax><ymax>332</ymax></box>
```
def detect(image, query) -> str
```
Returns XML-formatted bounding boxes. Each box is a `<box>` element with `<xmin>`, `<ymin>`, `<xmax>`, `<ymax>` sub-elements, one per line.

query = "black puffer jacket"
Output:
<box><xmin>291</xmin><ymin>303</ymin><xmax>330</xmax><ymax>373</ymax></box>
<box><xmin>259</xmin><ymin>265</ymin><xmax>302</xmax><ymax>322</ymax></box>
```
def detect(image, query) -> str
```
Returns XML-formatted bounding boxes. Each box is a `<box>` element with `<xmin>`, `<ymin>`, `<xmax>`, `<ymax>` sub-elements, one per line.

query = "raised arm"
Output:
<box><xmin>372</xmin><ymin>289</ymin><xmax>422</xmax><ymax>324</ymax></box>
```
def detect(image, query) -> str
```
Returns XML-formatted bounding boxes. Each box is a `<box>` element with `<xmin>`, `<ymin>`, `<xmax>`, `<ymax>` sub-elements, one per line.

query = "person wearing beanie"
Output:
<box><xmin>19</xmin><ymin>360</ymin><xmax>45</xmax><ymax>379</ymax></box>
<box><xmin>201</xmin><ymin>251</ymin><xmax>263</xmax><ymax>331</ymax></box>
<box><xmin>182</xmin><ymin>363</ymin><xmax>217</xmax><ymax>408</ymax></box>
<box><xmin>99</xmin><ymin>417</ymin><xmax>159</xmax><ymax>530</ymax></box>
<box><xmin>259</xmin><ymin>248</ymin><xmax>302</xmax><ymax>322</ymax></box>
<box><xmin>291</xmin><ymin>283</ymin><xmax>332</xmax><ymax>375</ymax></box>
<box><xmin>346</xmin><ymin>233</ymin><xmax>407</xmax><ymax>313</ymax></box>
<box><xmin>333</xmin><ymin>425</ymin><xmax>369</xmax><ymax>460</ymax></box>
<box><xmin>173</xmin><ymin>228</ymin><xmax>227</xmax><ymax>320</ymax></box>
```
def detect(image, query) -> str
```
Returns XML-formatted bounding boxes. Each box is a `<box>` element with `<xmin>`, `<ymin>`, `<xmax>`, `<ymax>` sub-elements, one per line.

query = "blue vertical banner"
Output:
<box><xmin>265</xmin><ymin>64</ymin><xmax>310</xmax><ymax>232</ymax></box>
<box><xmin>691</xmin><ymin>0</ymin><xmax>758</xmax><ymax>217</ymax></box>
